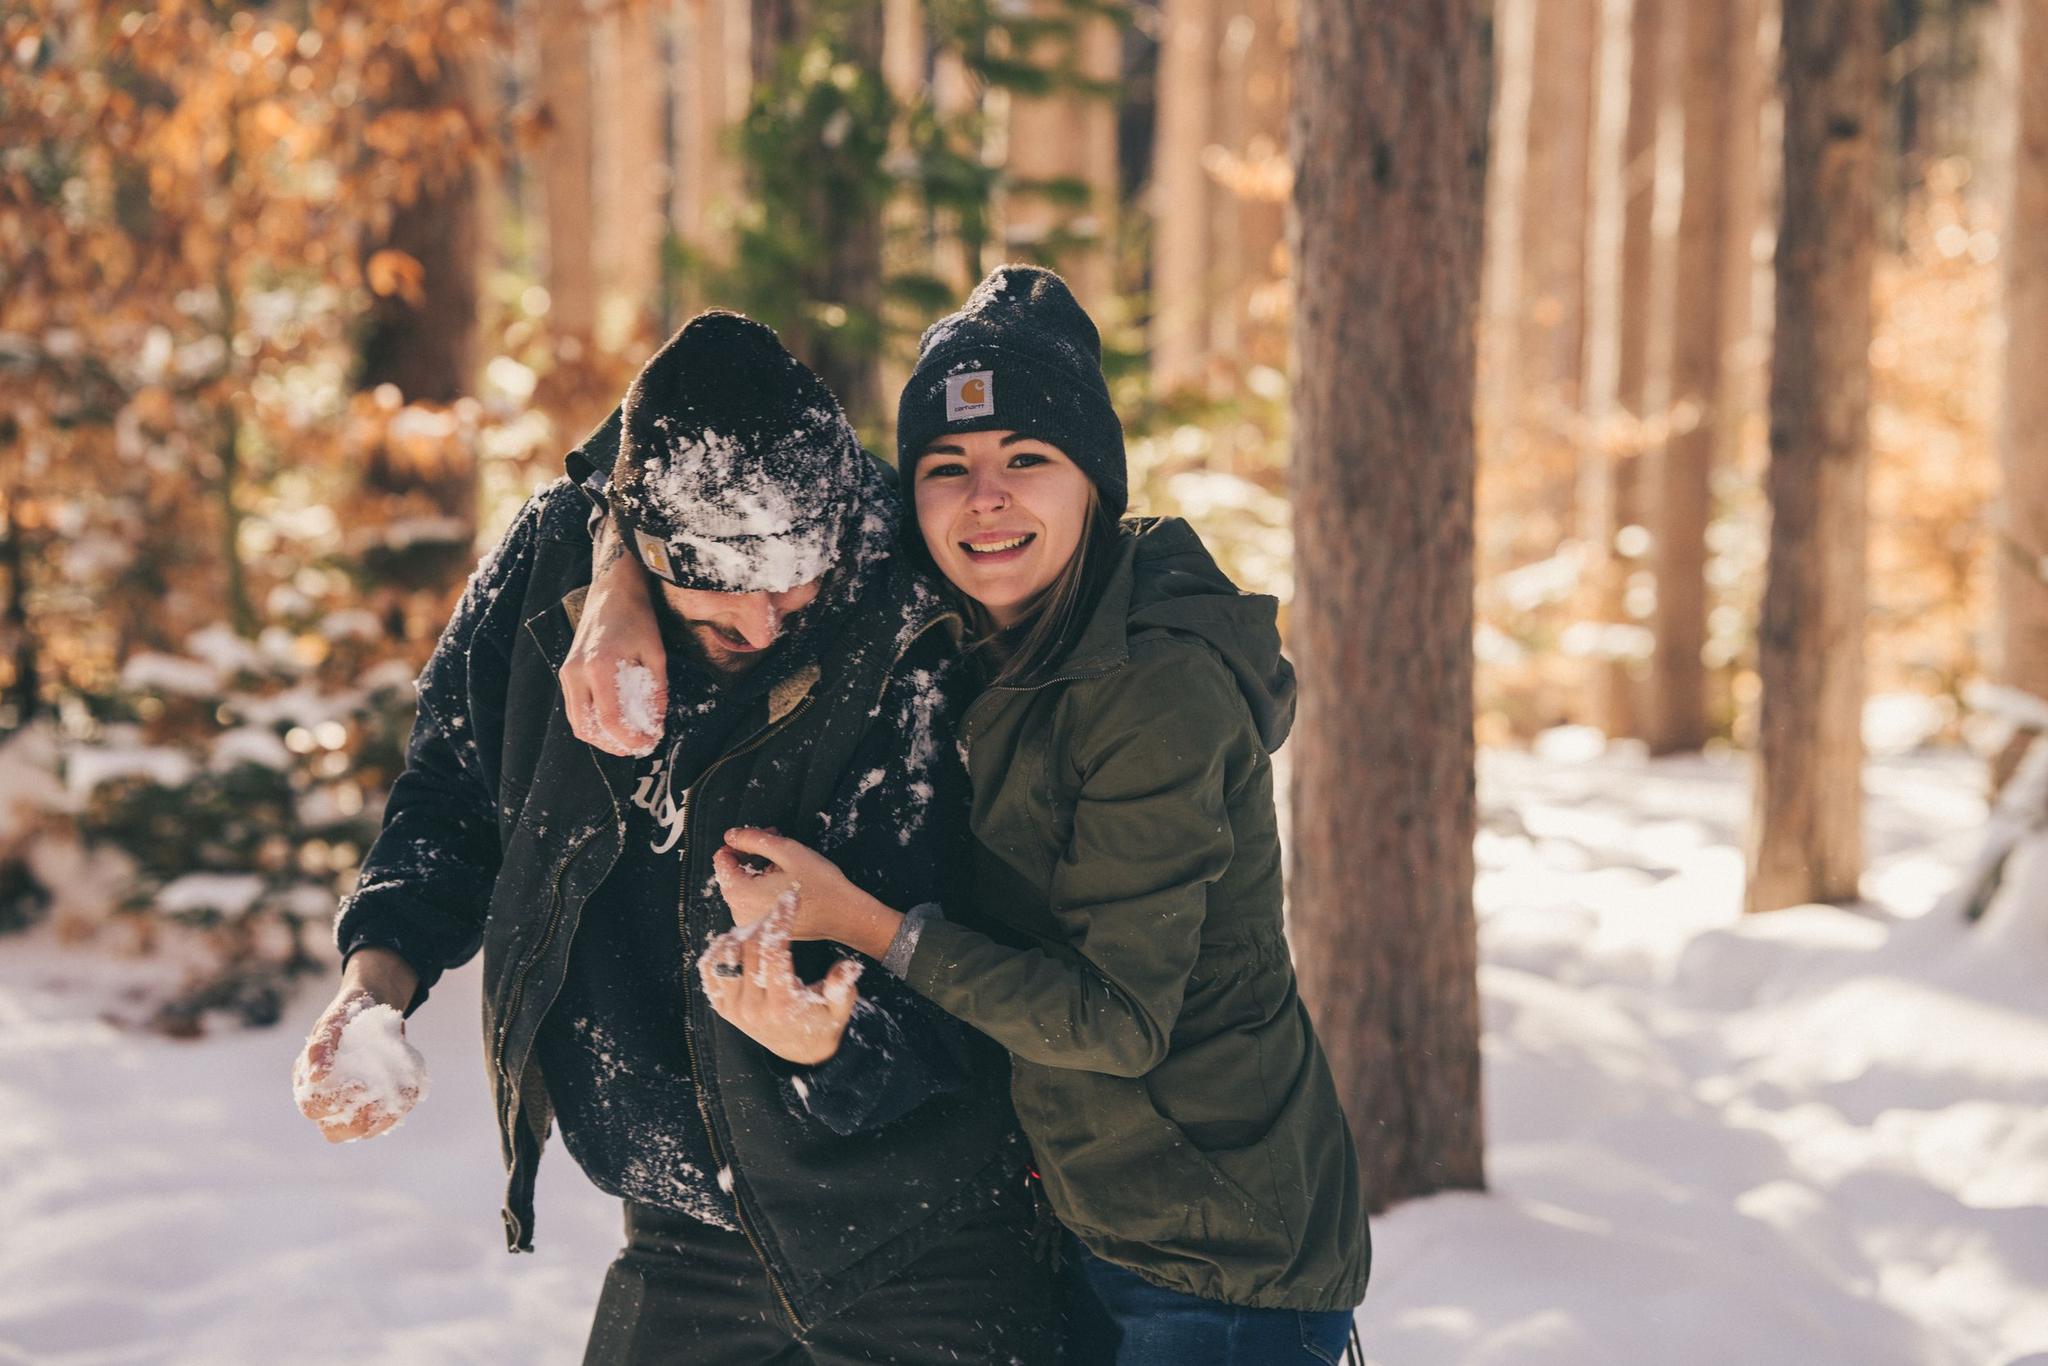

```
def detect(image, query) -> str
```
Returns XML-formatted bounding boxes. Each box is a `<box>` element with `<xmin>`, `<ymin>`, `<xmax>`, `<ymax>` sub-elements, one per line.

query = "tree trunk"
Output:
<box><xmin>774</xmin><ymin>0</ymin><xmax>885</xmax><ymax>428</ymax></box>
<box><xmin>593</xmin><ymin>0</ymin><xmax>665</xmax><ymax>351</ymax></box>
<box><xmin>665</xmin><ymin>0</ymin><xmax>698</xmax><ymax>334</ymax></box>
<box><xmin>1646</xmin><ymin>0</ymin><xmax>1757</xmax><ymax>754</ymax></box>
<box><xmin>1150</xmin><ymin>0</ymin><xmax>1290</xmax><ymax>398</ymax></box>
<box><xmin>1204</xmin><ymin>0</ymin><xmax>1288</xmax><ymax>377</ymax></box>
<box><xmin>541</xmin><ymin>0</ymin><xmax>596</xmax><ymax>339</ymax></box>
<box><xmin>929</xmin><ymin>48</ymin><xmax>982</xmax><ymax>291</ymax></box>
<box><xmin>1226</xmin><ymin>0</ymin><xmax>1290</xmax><ymax>378</ymax></box>
<box><xmin>1075</xmin><ymin>14</ymin><xmax>1122</xmax><ymax>313</ymax></box>
<box><xmin>1604</xmin><ymin>0</ymin><xmax>1686</xmax><ymax>737</ymax></box>
<box><xmin>357</xmin><ymin>64</ymin><xmax>482</xmax><ymax>406</ymax></box>
<box><xmin>354</xmin><ymin>28</ymin><xmax>485</xmax><ymax>611</ymax></box>
<box><xmin>1004</xmin><ymin>4</ymin><xmax>1121</xmax><ymax>313</ymax></box>
<box><xmin>876</xmin><ymin>0</ymin><xmax>928</xmax><ymax>421</ymax></box>
<box><xmin>1746</xmin><ymin>0</ymin><xmax>1881</xmax><ymax>913</ymax></box>
<box><xmin>1290</xmin><ymin>0</ymin><xmax>1487</xmax><ymax>1208</ymax></box>
<box><xmin>671</xmin><ymin>0</ymin><xmax>750</xmax><ymax>298</ymax></box>
<box><xmin>751</xmin><ymin>0</ymin><xmax>804</xmax><ymax>84</ymax></box>
<box><xmin>1616</xmin><ymin>0</ymin><xmax>1673</xmax><ymax>430</ymax></box>
<box><xmin>1715</xmin><ymin>0</ymin><xmax>1767</xmax><ymax>473</ymax></box>
<box><xmin>881</xmin><ymin>0</ymin><xmax>924</xmax><ymax>106</ymax></box>
<box><xmin>1578</xmin><ymin>0</ymin><xmax>1640</xmax><ymax>738</ymax></box>
<box><xmin>0</xmin><ymin>486</ymin><xmax>40</xmax><ymax>727</ymax></box>
<box><xmin>1478</xmin><ymin>0</ymin><xmax>1535</xmax><ymax>452</ymax></box>
<box><xmin>1149</xmin><ymin>0</ymin><xmax>1214</xmax><ymax>394</ymax></box>
<box><xmin>1517</xmin><ymin>0</ymin><xmax>1599</xmax><ymax>440</ymax></box>
<box><xmin>1997</xmin><ymin>0</ymin><xmax>2048</xmax><ymax>789</ymax></box>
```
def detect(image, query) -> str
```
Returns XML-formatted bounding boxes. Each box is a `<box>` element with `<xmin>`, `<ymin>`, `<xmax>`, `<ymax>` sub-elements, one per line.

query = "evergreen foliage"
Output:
<box><xmin>683</xmin><ymin>0</ymin><xmax>1128</xmax><ymax>434</ymax></box>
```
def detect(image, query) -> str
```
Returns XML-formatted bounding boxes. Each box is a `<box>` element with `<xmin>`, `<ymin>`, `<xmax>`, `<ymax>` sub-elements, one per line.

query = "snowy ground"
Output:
<box><xmin>0</xmin><ymin>951</ymin><xmax>620</xmax><ymax>1365</ymax></box>
<box><xmin>2</xmin><ymin>745</ymin><xmax>2045</xmax><ymax>1365</ymax></box>
<box><xmin>1360</xmin><ymin>742</ymin><xmax>2048</xmax><ymax>1366</ymax></box>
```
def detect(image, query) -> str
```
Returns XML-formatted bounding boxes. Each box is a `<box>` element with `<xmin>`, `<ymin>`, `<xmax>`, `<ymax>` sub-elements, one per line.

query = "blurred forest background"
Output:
<box><xmin>0</xmin><ymin>0</ymin><xmax>2041</xmax><ymax>1081</ymax></box>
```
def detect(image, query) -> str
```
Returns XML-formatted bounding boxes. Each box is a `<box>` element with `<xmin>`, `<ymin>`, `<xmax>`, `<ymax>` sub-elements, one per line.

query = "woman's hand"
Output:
<box><xmin>712</xmin><ymin>828</ymin><xmax>901</xmax><ymax>958</ymax></box>
<box><xmin>698</xmin><ymin>895</ymin><xmax>862</xmax><ymax>1065</ymax></box>
<box><xmin>562</xmin><ymin>517</ymin><xmax>667</xmax><ymax>757</ymax></box>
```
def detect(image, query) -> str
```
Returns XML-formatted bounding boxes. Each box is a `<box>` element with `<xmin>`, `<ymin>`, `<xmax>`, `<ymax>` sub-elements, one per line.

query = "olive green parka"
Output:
<box><xmin>904</xmin><ymin>516</ymin><xmax>1372</xmax><ymax>1310</ymax></box>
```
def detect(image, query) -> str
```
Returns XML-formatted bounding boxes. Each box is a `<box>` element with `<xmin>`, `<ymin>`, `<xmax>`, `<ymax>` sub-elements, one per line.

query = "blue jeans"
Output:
<box><xmin>1060</xmin><ymin>1235</ymin><xmax>1354</xmax><ymax>1365</ymax></box>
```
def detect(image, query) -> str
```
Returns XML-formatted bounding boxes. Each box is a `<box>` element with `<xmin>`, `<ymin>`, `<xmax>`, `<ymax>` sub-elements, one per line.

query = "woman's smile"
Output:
<box><xmin>916</xmin><ymin>431</ymin><xmax>1093</xmax><ymax>628</ymax></box>
<box><xmin>960</xmin><ymin>531</ymin><xmax>1037</xmax><ymax>561</ymax></box>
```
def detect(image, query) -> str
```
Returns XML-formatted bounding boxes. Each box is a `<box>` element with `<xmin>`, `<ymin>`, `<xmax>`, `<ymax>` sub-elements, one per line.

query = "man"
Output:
<box><xmin>293</xmin><ymin>313</ymin><xmax>1053</xmax><ymax>1364</ymax></box>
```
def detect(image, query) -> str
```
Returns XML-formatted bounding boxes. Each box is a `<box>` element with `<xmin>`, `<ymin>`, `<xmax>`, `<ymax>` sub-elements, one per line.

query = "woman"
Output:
<box><xmin>567</xmin><ymin>267</ymin><xmax>1370</xmax><ymax>1364</ymax></box>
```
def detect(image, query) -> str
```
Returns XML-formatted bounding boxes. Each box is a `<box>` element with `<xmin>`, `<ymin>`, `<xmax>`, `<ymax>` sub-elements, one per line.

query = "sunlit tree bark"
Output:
<box><xmin>1149</xmin><ymin>0</ymin><xmax>1290</xmax><ymax>396</ymax></box>
<box><xmin>1746</xmin><ymin>0</ymin><xmax>1882</xmax><ymax>912</ymax></box>
<box><xmin>1646</xmin><ymin>0</ymin><xmax>1759</xmax><ymax>754</ymax></box>
<box><xmin>593</xmin><ymin>0</ymin><xmax>665</xmax><ymax>349</ymax></box>
<box><xmin>540</xmin><ymin>0</ymin><xmax>596</xmax><ymax>343</ymax></box>
<box><xmin>670</xmin><ymin>0</ymin><xmax>751</xmax><ymax>300</ymax></box>
<box><xmin>1005</xmin><ymin>4</ymin><xmax>1121</xmax><ymax>312</ymax></box>
<box><xmin>1995</xmin><ymin>0</ymin><xmax>2048</xmax><ymax>790</ymax></box>
<box><xmin>354</xmin><ymin>26</ymin><xmax>487</xmax><ymax>614</ymax></box>
<box><xmin>1290</xmin><ymin>0</ymin><xmax>1487</xmax><ymax>1207</ymax></box>
<box><xmin>1579</xmin><ymin>0</ymin><xmax>1641</xmax><ymax>738</ymax></box>
<box><xmin>1517</xmin><ymin>0</ymin><xmax>1599</xmax><ymax>447</ymax></box>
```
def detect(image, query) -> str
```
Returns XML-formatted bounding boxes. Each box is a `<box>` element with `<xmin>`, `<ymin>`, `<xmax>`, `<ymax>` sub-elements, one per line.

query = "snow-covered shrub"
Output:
<box><xmin>47</xmin><ymin>644</ymin><xmax>419</xmax><ymax>1032</ymax></box>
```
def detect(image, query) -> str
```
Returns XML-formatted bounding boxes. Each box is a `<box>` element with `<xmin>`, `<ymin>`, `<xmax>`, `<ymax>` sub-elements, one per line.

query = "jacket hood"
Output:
<box><xmin>1060</xmin><ymin>517</ymin><xmax>1296</xmax><ymax>752</ymax></box>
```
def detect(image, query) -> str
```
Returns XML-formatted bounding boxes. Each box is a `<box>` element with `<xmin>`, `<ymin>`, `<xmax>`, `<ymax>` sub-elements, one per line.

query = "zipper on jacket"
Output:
<box><xmin>494</xmin><ymin>749</ymin><xmax>624</xmax><ymax>1150</ymax></box>
<box><xmin>682</xmin><ymin>1010</ymin><xmax>806</xmax><ymax>1333</ymax></box>
<box><xmin>676</xmin><ymin>694</ymin><xmax>816</xmax><ymax>1336</ymax></box>
<box><xmin>501</xmin><ymin>612</ymin><xmax>630</xmax><ymax>1136</ymax></box>
<box><xmin>665</xmin><ymin>606</ymin><xmax>955</xmax><ymax>1331</ymax></box>
<box><xmin>958</xmin><ymin>681</ymin><xmax>1034</xmax><ymax>762</ymax></box>
<box><xmin>493</xmin><ymin>844</ymin><xmax>584</xmax><ymax>1139</ymax></box>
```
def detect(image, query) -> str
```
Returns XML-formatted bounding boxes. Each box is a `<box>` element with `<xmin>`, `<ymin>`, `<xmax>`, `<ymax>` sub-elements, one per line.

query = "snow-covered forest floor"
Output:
<box><xmin>1367</xmin><ymin>742</ymin><xmax>2047</xmax><ymax>1366</ymax></box>
<box><xmin>2</xmin><ymin>744</ymin><xmax>2044</xmax><ymax>1365</ymax></box>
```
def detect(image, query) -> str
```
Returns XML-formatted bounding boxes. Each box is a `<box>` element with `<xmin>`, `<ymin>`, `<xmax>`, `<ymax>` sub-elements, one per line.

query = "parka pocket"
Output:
<box><xmin>1142</xmin><ymin>1027</ymin><xmax>1275</xmax><ymax>1151</ymax></box>
<box><xmin>1136</xmin><ymin>956</ymin><xmax>1315</xmax><ymax>1253</ymax></box>
<box><xmin>1011</xmin><ymin>1065</ymin><xmax>1268</xmax><ymax>1248</ymax></box>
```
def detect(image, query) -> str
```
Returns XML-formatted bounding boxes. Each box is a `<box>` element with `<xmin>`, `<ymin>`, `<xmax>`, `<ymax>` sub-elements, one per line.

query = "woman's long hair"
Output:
<box><xmin>950</xmin><ymin>484</ymin><xmax>1122</xmax><ymax>690</ymax></box>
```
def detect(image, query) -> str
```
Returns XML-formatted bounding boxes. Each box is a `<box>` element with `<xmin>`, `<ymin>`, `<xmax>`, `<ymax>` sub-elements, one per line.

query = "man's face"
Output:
<box><xmin>655</xmin><ymin>577</ymin><xmax>824</xmax><ymax>675</ymax></box>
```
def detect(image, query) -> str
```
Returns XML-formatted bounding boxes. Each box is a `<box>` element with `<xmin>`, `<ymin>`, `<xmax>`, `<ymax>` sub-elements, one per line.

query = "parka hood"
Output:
<box><xmin>1060</xmin><ymin>516</ymin><xmax>1296</xmax><ymax>752</ymax></box>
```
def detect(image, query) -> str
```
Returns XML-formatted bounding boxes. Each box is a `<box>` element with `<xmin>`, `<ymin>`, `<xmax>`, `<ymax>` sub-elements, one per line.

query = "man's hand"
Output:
<box><xmin>293</xmin><ymin>948</ymin><xmax>427</xmax><ymax>1144</ymax></box>
<box><xmin>562</xmin><ymin>517</ymin><xmax>668</xmax><ymax>757</ymax></box>
<box><xmin>713</xmin><ymin>828</ymin><xmax>901</xmax><ymax>959</ymax></box>
<box><xmin>698</xmin><ymin>895</ymin><xmax>862</xmax><ymax>1066</ymax></box>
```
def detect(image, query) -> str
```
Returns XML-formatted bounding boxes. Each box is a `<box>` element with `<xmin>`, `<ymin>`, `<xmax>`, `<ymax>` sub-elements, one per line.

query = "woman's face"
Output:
<box><xmin>913</xmin><ymin>430</ymin><xmax>1094</xmax><ymax>629</ymax></box>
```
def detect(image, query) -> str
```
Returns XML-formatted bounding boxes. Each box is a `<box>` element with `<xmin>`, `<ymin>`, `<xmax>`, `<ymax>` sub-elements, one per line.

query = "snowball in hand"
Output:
<box><xmin>294</xmin><ymin>1000</ymin><xmax>429</xmax><ymax>1142</ymax></box>
<box><xmin>614</xmin><ymin>660</ymin><xmax>663</xmax><ymax>754</ymax></box>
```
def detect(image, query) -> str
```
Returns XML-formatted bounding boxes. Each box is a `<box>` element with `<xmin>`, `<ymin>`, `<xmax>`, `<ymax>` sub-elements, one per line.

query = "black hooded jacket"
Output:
<box><xmin>335</xmin><ymin>423</ymin><xmax>1025</xmax><ymax>1329</ymax></box>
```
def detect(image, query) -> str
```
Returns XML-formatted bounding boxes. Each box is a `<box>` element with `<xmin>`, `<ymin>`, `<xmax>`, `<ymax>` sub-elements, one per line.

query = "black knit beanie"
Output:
<box><xmin>895</xmin><ymin>265</ymin><xmax>1127</xmax><ymax>517</ymax></box>
<box><xmin>609</xmin><ymin>311</ymin><xmax>879</xmax><ymax>594</ymax></box>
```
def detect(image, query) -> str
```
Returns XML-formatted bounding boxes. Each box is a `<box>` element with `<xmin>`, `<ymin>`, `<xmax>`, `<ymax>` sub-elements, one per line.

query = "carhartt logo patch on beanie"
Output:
<box><xmin>945</xmin><ymin>370</ymin><xmax>995</xmax><ymax>421</ymax></box>
<box><xmin>896</xmin><ymin>265</ymin><xmax>1127</xmax><ymax>517</ymax></box>
<box><xmin>610</xmin><ymin>311</ymin><xmax>872</xmax><ymax>594</ymax></box>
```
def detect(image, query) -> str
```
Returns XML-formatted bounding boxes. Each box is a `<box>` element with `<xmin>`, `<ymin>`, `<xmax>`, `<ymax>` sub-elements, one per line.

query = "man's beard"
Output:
<box><xmin>655</xmin><ymin>599</ymin><xmax>746</xmax><ymax>678</ymax></box>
